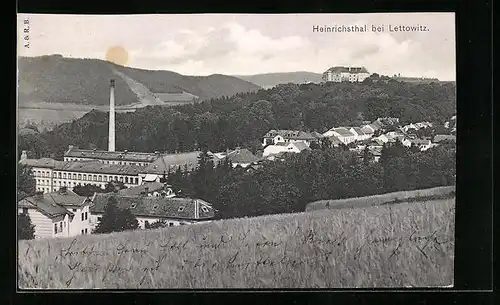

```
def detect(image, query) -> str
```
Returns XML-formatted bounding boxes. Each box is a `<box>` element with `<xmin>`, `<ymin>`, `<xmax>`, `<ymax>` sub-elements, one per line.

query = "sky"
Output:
<box><xmin>17</xmin><ymin>13</ymin><xmax>456</xmax><ymax>80</ymax></box>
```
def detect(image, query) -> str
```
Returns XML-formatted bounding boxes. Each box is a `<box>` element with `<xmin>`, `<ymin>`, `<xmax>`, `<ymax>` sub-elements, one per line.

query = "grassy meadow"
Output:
<box><xmin>18</xmin><ymin>196</ymin><xmax>455</xmax><ymax>289</ymax></box>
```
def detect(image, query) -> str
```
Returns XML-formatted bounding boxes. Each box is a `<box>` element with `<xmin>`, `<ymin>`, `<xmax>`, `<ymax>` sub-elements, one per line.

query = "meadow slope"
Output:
<box><xmin>18</xmin><ymin>196</ymin><xmax>455</xmax><ymax>289</ymax></box>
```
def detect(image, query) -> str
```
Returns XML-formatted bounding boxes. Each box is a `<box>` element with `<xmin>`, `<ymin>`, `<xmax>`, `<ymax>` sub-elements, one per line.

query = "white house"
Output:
<box><xmin>322</xmin><ymin>66</ymin><xmax>370</xmax><ymax>83</ymax></box>
<box><xmin>17</xmin><ymin>188</ymin><xmax>92</xmax><ymax>239</ymax></box>
<box><xmin>349</xmin><ymin>127</ymin><xmax>371</xmax><ymax>141</ymax></box>
<box><xmin>90</xmin><ymin>193</ymin><xmax>215</xmax><ymax>229</ymax></box>
<box><xmin>262</xmin><ymin>130</ymin><xmax>322</xmax><ymax>147</ymax></box>
<box><xmin>118</xmin><ymin>182</ymin><xmax>175</xmax><ymax>198</ymax></box>
<box><xmin>323</xmin><ymin>127</ymin><xmax>356</xmax><ymax>144</ymax></box>
<box><xmin>411</xmin><ymin>139</ymin><xmax>432</xmax><ymax>151</ymax></box>
<box><xmin>263</xmin><ymin>142</ymin><xmax>311</xmax><ymax>157</ymax></box>
<box><xmin>225</xmin><ymin>148</ymin><xmax>261</xmax><ymax>168</ymax></box>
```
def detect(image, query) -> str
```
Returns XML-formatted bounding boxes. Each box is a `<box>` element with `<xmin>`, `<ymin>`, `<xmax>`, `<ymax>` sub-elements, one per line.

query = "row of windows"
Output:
<box><xmin>54</xmin><ymin>221</ymin><xmax>66</xmax><ymax>234</ymax></box>
<box><xmin>53</xmin><ymin>172</ymin><xmax>139</xmax><ymax>184</ymax></box>
<box><xmin>81</xmin><ymin>212</ymin><xmax>88</xmax><ymax>221</ymax></box>
<box><xmin>36</xmin><ymin>179</ymin><xmax>50</xmax><ymax>185</ymax></box>
<box><xmin>81</xmin><ymin>228</ymin><xmax>88</xmax><ymax>235</ymax></box>
<box><xmin>65</xmin><ymin>157</ymin><xmax>148</xmax><ymax>166</ymax></box>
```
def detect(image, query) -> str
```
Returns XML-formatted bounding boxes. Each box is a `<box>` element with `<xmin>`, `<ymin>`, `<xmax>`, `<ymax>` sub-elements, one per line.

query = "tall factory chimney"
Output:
<box><xmin>108</xmin><ymin>79</ymin><xmax>116</xmax><ymax>152</ymax></box>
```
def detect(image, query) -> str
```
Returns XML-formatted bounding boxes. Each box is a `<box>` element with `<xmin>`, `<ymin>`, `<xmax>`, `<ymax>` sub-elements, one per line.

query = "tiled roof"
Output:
<box><xmin>65</xmin><ymin>146</ymin><xmax>159</xmax><ymax>163</ymax></box>
<box><xmin>325</xmin><ymin>66</ymin><xmax>369</xmax><ymax>74</ymax></box>
<box><xmin>54</xmin><ymin>160</ymin><xmax>147</xmax><ymax>175</ymax></box>
<box><xmin>290</xmin><ymin>142</ymin><xmax>311</xmax><ymax>151</ymax></box>
<box><xmin>333</xmin><ymin>127</ymin><xmax>355</xmax><ymax>137</ymax></box>
<box><xmin>90</xmin><ymin>193</ymin><xmax>215</xmax><ymax>220</ymax></box>
<box><xmin>411</xmin><ymin>139</ymin><xmax>431</xmax><ymax>145</ymax></box>
<box><xmin>18</xmin><ymin>190</ymin><xmax>88</xmax><ymax>218</ymax></box>
<box><xmin>433</xmin><ymin>135</ymin><xmax>456</xmax><ymax>143</ymax></box>
<box><xmin>144</xmin><ymin>151</ymin><xmax>202</xmax><ymax>174</ymax></box>
<box><xmin>118</xmin><ymin>182</ymin><xmax>166</xmax><ymax>196</ymax></box>
<box><xmin>263</xmin><ymin>130</ymin><xmax>318</xmax><ymax>140</ymax></box>
<box><xmin>19</xmin><ymin>158</ymin><xmax>63</xmax><ymax>168</ymax></box>
<box><xmin>352</xmin><ymin>127</ymin><xmax>365</xmax><ymax>135</ymax></box>
<box><xmin>328</xmin><ymin>136</ymin><xmax>342</xmax><ymax>145</ymax></box>
<box><xmin>226</xmin><ymin>149</ymin><xmax>261</xmax><ymax>164</ymax></box>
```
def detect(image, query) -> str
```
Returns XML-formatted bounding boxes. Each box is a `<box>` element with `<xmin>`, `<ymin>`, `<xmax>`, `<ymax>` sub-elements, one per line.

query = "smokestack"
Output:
<box><xmin>108</xmin><ymin>79</ymin><xmax>116</xmax><ymax>152</ymax></box>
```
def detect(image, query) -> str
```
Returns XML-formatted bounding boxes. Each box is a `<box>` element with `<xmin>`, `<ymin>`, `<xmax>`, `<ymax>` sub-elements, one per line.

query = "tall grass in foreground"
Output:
<box><xmin>18</xmin><ymin>198</ymin><xmax>455</xmax><ymax>289</ymax></box>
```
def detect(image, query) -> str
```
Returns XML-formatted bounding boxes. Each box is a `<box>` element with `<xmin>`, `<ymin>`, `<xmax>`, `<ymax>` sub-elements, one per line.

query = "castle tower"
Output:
<box><xmin>108</xmin><ymin>79</ymin><xmax>116</xmax><ymax>152</ymax></box>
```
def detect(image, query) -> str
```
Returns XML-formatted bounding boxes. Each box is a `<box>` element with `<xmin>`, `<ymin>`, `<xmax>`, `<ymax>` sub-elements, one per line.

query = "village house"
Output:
<box><xmin>224</xmin><ymin>148</ymin><xmax>261</xmax><ymax>168</ymax></box>
<box><xmin>138</xmin><ymin>151</ymin><xmax>206</xmax><ymax>183</ymax></box>
<box><xmin>263</xmin><ymin>141</ymin><xmax>311</xmax><ymax>157</ymax></box>
<box><xmin>90</xmin><ymin>193</ymin><xmax>215</xmax><ymax>229</ymax></box>
<box><xmin>322</xmin><ymin>66</ymin><xmax>370</xmax><ymax>83</ymax></box>
<box><xmin>361</xmin><ymin>121</ymin><xmax>382</xmax><ymax>135</ymax></box>
<box><xmin>262</xmin><ymin>130</ymin><xmax>322</xmax><ymax>147</ymax></box>
<box><xmin>322</xmin><ymin>127</ymin><xmax>357</xmax><ymax>145</ymax></box>
<box><xmin>18</xmin><ymin>188</ymin><xmax>92</xmax><ymax>239</ymax></box>
<box><xmin>411</xmin><ymin>139</ymin><xmax>433</xmax><ymax>151</ymax></box>
<box><xmin>118</xmin><ymin>182</ymin><xmax>175</xmax><ymax>198</ymax></box>
<box><xmin>349</xmin><ymin>127</ymin><xmax>371</xmax><ymax>141</ymax></box>
<box><xmin>433</xmin><ymin>134</ymin><xmax>456</xmax><ymax>144</ymax></box>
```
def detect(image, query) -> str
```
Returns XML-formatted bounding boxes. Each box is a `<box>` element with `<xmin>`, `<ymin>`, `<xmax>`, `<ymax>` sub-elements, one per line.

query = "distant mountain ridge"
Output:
<box><xmin>18</xmin><ymin>55</ymin><xmax>261</xmax><ymax>106</ymax></box>
<box><xmin>233</xmin><ymin>72</ymin><xmax>323</xmax><ymax>89</ymax></box>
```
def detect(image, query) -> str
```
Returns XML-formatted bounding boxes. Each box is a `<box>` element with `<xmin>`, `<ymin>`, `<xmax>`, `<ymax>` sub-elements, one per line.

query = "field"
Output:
<box><xmin>18</xmin><ymin>196</ymin><xmax>455</xmax><ymax>289</ymax></box>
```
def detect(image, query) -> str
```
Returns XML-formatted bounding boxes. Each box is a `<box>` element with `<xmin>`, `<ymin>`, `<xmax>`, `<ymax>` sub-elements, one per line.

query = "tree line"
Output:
<box><xmin>19</xmin><ymin>77</ymin><xmax>456</xmax><ymax>160</ymax></box>
<box><xmin>169</xmin><ymin>141</ymin><xmax>456</xmax><ymax>219</ymax></box>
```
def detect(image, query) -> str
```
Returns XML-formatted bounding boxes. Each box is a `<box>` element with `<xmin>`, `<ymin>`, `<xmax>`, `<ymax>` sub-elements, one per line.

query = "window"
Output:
<box><xmin>63</xmin><ymin>173</ymin><xmax>67</xmax><ymax>179</ymax></box>
<box><xmin>134</xmin><ymin>178</ymin><xmax>138</xmax><ymax>184</ymax></box>
<box><xmin>22</xmin><ymin>208</ymin><xmax>28</xmax><ymax>214</ymax></box>
<box><xmin>104</xmin><ymin>176</ymin><xmax>108</xmax><ymax>182</ymax></box>
<box><xmin>178</xmin><ymin>206</ymin><xmax>184</xmax><ymax>212</ymax></box>
<box><xmin>125</xmin><ymin>177</ymin><xmax>129</xmax><ymax>184</ymax></box>
<box><xmin>73</xmin><ymin>173</ymin><xmax>77</xmax><ymax>180</ymax></box>
<box><xmin>98</xmin><ymin>175</ymin><xmax>102</xmax><ymax>182</ymax></box>
<box><xmin>84</xmin><ymin>228</ymin><xmax>88</xmax><ymax>234</ymax></box>
<box><xmin>119</xmin><ymin>177</ymin><xmax>123</xmax><ymax>182</ymax></box>
<box><xmin>63</xmin><ymin>221</ymin><xmax>66</xmax><ymax>228</ymax></box>
<box><xmin>81</xmin><ymin>229</ymin><xmax>84</xmax><ymax>235</ymax></box>
<box><xmin>97</xmin><ymin>217</ymin><xmax>102</xmax><ymax>221</ymax></box>
<box><xmin>58</xmin><ymin>172</ymin><xmax>61</xmax><ymax>178</ymax></box>
<box><xmin>85</xmin><ymin>212</ymin><xmax>88</xmax><ymax>221</ymax></box>
<box><xmin>93</xmin><ymin>175</ymin><xmax>97</xmax><ymax>181</ymax></box>
<box><xmin>169</xmin><ymin>223</ymin><xmax>173</xmax><ymax>227</ymax></box>
<box><xmin>78</xmin><ymin>174</ymin><xmax>81</xmax><ymax>180</ymax></box>
<box><xmin>59</xmin><ymin>222</ymin><xmax>63</xmax><ymax>232</ymax></box>
<box><xmin>54</xmin><ymin>224</ymin><xmax>58</xmax><ymax>234</ymax></box>
<box><xmin>201</xmin><ymin>207</ymin><xmax>209</xmax><ymax>213</ymax></box>
<box><xmin>114</xmin><ymin>176</ymin><xmax>118</xmax><ymax>181</ymax></box>
<box><xmin>81</xmin><ymin>213</ymin><xmax>84</xmax><ymax>221</ymax></box>
<box><xmin>83</xmin><ymin>174</ymin><xmax>87</xmax><ymax>181</ymax></box>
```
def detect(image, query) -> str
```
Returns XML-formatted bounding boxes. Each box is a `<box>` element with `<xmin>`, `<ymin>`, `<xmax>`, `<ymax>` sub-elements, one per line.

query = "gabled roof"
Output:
<box><xmin>19</xmin><ymin>158</ymin><xmax>62</xmax><ymax>169</ymax></box>
<box><xmin>18</xmin><ymin>190</ymin><xmax>88</xmax><ymax>218</ymax></box>
<box><xmin>54</xmin><ymin>160</ymin><xmax>147</xmax><ymax>175</ymax></box>
<box><xmin>90</xmin><ymin>194</ymin><xmax>215</xmax><ymax>220</ymax></box>
<box><xmin>352</xmin><ymin>127</ymin><xmax>365</xmax><ymax>135</ymax></box>
<box><xmin>263</xmin><ymin>130</ymin><xmax>318</xmax><ymax>140</ymax></box>
<box><xmin>226</xmin><ymin>149</ymin><xmax>260</xmax><ymax>164</ymax></box>
<box><xmin>333</xmin><ymin>127</ymin><xmax>355</xmax><ymax>137</ymax></box>
<box><xmin>289</xmin><ymin>142</ymin><xmax>311</xmax><ymax>152</ymax></box>
<box><xmin>65</xmin><ymin>146</ymin><xmax>159</xmax><ymax>163</ymax></box>
<box><xmin>324</xmin><ymin>66</ymin><xmax>369</xmax><ymax>74</ymax></box>
<box><xmin>433</xmin><ymin>134</ymin><xmax>456</xmax><ymax>143</ymax></box>
<box><xmin>144</xmin><ymin>151</ymin><xmax>202</xmax><ymax>174</ymax></box>
<box><xmin>118</xmin><ymin>182</ymin><xmax>166</xmax><ymax>196</ymax></box>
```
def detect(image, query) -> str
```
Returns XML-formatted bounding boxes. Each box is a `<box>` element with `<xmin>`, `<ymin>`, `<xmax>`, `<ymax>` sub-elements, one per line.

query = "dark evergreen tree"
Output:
<box><xmin>92</xmin><ymin>196</ymin><xmax>139</xmax><ymax>234</ymax></box>
<box><xmin>18</xmin><ymin>164</ymin><xmax>36</xmax><ymax>201</ymax></box>
<box><xmin>18</xmin><ymin>213</ymin><xmax>35</xmax><ymax>240</ymax></box>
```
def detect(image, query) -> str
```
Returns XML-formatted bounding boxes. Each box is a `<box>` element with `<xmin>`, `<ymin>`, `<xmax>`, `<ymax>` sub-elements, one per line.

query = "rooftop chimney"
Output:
<box><xmin>108</xmin><ymin>79</ymin><xmax>116</xmax><ymax>152</ymax></box>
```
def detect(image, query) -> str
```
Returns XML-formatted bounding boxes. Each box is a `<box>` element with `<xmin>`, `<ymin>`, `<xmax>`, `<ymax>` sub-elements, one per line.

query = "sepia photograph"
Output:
<box><xmin>17</xmin><ymin>13</ymin><xmax>456</xmax><ymax>289</ymax></box>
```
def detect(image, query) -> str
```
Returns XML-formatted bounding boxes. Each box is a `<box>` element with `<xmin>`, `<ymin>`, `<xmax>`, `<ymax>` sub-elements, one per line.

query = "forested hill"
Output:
<box><xmin>18</xmin><ymin>55</ymin><xmax>260</xmax><ymax>106</ymax></box>
<box><xmin>25</xmin><ymin>76</ymin><xmax>456</xmax><ymax>159</ymax></box>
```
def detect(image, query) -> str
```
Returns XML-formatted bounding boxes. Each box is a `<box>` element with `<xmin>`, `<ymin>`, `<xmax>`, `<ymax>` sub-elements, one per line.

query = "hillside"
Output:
<box><xmin>17</xmin><ymin>55</ymin><xmax>261</xmax><ymax>106</ymax></box>
<box><xmin>234</xmin><ymin>72</ymin><xmax>323</xmax><ymax>89</ymax></box>
<box><xmin>18</xmin><ymin>193</ymin><xmax>455</xmax><ymax>288</ymax></box>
